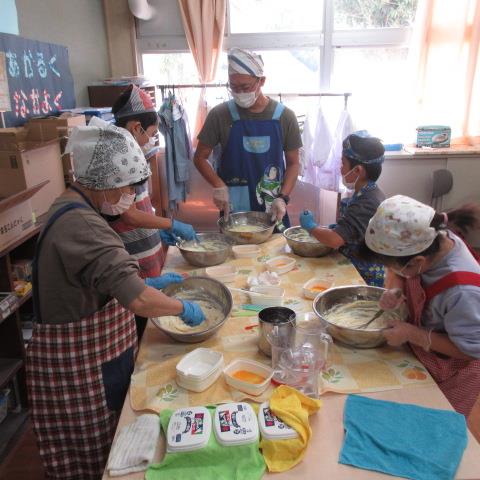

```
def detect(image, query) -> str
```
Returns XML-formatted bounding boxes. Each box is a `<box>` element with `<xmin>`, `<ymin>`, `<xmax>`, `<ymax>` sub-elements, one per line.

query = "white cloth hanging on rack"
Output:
<box><xmin>301</xmin><ymin>103</ymin><xmax>333</xmax><ymax>182</ymax></box>
<box><xmin>314</xmin><ymin>109</ymin><xmax>355</xmax><ymax>192</ymax></box>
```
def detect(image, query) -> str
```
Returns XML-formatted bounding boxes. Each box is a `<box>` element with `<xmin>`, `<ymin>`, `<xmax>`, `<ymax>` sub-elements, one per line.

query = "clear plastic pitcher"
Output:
<box><xmin>293</xmin><ymin>312</ymin><xmax>332</xmax><ymax>369</ymax></box>
<box><xmin>265</xmin><ymin>316</ymin><xmax>295</xmax><ymax>384</ymax></box>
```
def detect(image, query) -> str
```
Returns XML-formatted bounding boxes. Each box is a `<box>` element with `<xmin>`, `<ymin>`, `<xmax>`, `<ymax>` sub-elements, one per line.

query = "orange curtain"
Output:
<box><xmin>178</xmin><ymin>0</ymin><xmax>226</xmax><ymax>146</ymax></box>
<box><xmin>409</xmin><ymin>0</ymin><xmax>480</xmax><ymax>145</ymax></box>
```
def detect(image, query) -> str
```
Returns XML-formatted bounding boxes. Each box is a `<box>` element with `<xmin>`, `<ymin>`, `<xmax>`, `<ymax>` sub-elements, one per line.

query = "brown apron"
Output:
<box><xmin>27</xmin><ymin>201</ymin><xmax>137</xmax><ymax>479</ymax></box>
<box><xmin>405</xmin><ymin>273</ymin><xmax>480</xmax><ymax>416</ymax></box>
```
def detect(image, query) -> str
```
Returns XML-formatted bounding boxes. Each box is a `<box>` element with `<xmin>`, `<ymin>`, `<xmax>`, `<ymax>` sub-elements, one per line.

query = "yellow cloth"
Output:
<box><xmin>260</xmin><ymin>386</ymin><xmax>321</xmax><ymax>472</ymax></box>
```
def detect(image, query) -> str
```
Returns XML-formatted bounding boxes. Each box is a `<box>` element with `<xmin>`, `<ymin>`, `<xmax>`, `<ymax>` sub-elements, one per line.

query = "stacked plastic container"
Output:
<box><xmin>213</xmin><ymin>402</ymin><xmax>259</xmax><ymax>447</ymax></box>
<box><xmin>176</xmin><ymin>348</ymin><xmax>224</xmax><ymax>392</ymax></box>
<box><xmin>257</xmin><ymin>401</ymin><xmax>298</xmax><ymax>440</ymax></box>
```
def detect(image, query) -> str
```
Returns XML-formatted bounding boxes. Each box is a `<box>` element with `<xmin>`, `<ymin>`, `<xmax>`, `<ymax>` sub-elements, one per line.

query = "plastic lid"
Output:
<box><xmin>213</xmin><ymin>402</ymin><xmax>259</xmax><ymax>447</ymax></box>
<box><xmin>166</xmin><ymin>406</ymin><xmax>212</xmax><ymax>453</ymax></box>
<box><xmin>258</xmin><ymin>401</ymin><xmax>298</xmax><ymax>440</ymax></box>
<box><xmin>176</xmin><ymin>348</ymin><xmax>224</xmax><ymax>381</ymax></box>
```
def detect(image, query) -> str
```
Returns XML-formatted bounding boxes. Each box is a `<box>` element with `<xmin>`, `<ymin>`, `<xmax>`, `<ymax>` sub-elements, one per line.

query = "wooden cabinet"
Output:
<box><xmin>0</xmin><ymin>225</ymin><xmax>41</xmax><ymax>464</ymax></box>
<box><xmin>87</xmin><ymin>84</ymin><xmax>156</xmax><ymax>108</ymax></box>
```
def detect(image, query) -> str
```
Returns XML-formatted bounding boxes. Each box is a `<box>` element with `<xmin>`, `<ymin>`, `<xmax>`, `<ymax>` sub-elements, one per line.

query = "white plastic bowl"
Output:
<box><xmin>205</xmin><ymin>265</ymin><xmax>237</xmax><ymax>283</ymax></box>
<box><xmin>223</xmin><ymin>358</ymin><xmax>273</xmax><ymax>396</ymax></box>
<box><xmin>176</xmin><ymin>348</ymin><xmax>224</xmax><ymax>392</ymax></box>
<box><xmin>248</xmin><ymin>285</ymin><xmax>285</xmax><ymax>306</ymax></box>
<box><xmin>232</xmin><ymin>245</ymin><xmax>261</xmax><ymax>259</ymax></box>
<box><xmin>266</xmin><ymin>255</ymin><xmax>296</xmax><ymax>275</ymax></box>
<box><xmin>302</xmin><ymin>278</ymin><xmax>335</xmax><ymax>300</ymax></box>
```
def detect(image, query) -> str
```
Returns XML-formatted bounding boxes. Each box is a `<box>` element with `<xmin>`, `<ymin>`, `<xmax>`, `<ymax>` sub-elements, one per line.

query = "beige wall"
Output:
<box><xmin>16</xmin><ymin>0</ymin><xmax>111</xmax><ymax>106</ymax></box>
<box><xmin>102</xmin><ymin>0</ymin><xmax>138</xmax><ymax>79</ymax></box>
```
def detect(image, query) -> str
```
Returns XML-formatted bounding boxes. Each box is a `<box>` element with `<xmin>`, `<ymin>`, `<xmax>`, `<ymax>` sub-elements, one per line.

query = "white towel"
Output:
<box><xmin>107</xmin><ymin>414</ymin><xmax>160</xmax><ymax>477</ymax></box>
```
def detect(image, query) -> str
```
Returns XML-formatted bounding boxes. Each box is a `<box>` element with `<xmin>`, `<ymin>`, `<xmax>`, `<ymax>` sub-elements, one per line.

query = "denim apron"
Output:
<box><xmin>218</xmin><ymin>100</ymin><xmax>290</xmax><ymax>227</ymax></box>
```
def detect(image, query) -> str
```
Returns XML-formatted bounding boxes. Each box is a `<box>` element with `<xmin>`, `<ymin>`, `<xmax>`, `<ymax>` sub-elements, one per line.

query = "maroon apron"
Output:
<box><xmin>405</xmin><ymin>272</ymin><xmax>480</xmax><ymax>416</ymax></box>
<box><xmin>27</xmin><ymin>201</ymin><xmax>137</xmax><ymax>479</ymax></box>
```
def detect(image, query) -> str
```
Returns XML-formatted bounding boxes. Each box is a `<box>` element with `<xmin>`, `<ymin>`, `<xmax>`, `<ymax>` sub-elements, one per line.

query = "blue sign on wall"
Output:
<box><xmin>0</xmin><ymin>32</ymin><xmax>75</xmax><ymax>127</ymax></box>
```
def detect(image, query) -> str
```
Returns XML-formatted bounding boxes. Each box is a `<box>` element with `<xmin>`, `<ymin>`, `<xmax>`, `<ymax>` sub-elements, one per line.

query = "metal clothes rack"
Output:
<box><xmin>156</xmin><ymin>83</ymin><xmax>351</xmax><ymax>108</ymax></box>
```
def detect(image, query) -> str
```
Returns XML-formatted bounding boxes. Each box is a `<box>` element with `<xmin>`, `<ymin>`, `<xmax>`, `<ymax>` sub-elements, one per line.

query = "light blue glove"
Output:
<box><xmin>145</xmin><ymin>273</ymin><xmax>184</xmax><ymax>290</ymax></box>
<box><xmin>179</xmin><ymin>300</ymin><xmax>206</xmax><ymax>326</ymax></box>
<box><xmin>159</xmin><ymin>229</ymin><xmax>177</xmax><ymax>246</ymax></box>
<box><xmin>172</xmin><ymin>220</ymin><xmax>197</xmax><ymax>241</ymax></box>
<box><xmin>300</xmin><ymin>210</ymin><xmax>318</xmax><ymax>232</ymax></box>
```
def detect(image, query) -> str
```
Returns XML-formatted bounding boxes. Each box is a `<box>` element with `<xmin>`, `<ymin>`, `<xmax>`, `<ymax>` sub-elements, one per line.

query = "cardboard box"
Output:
<box><xmin>0</xmin><ymin>128</ymin><xmax>28</xmax><ymax>151</ymax></box>
<box><xmin>26</xmin><ymin>119</ymin><xmax>59</xmax><ymax>143</ymax></box>
<box><xmin>0</xmin><ymin>182</ymin><xmax>47</xmax><ymax>251</ymax></box>
<box><xmin>28</xmin><ymin>114</ymin><xmax>86</xmax><ymax>139</ymax></box>
<box><xmin>0</xmin><ymin>140</ymin><xmax>65</xmax><ymax>217</ymax></box>
<box><xmin>56</xmin><ymin>113</ymin><xmax>86</xmax><ymax>128</ymax></box>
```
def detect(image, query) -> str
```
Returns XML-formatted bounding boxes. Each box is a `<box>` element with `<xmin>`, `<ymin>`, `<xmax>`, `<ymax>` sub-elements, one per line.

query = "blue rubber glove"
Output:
<box><xmin>145</xmin><ymin>273</ymin><xmax>184</xmax><ymax>290</ymax></box>
<box><xmin>179</xmin><ymin>300</ymin><xmax>206</xmax><ymax>327</ymax></box>
<box><xmin>300</xmin><ymin>210</ymin><xmax>318</xmax><ymax>232</ymax></box>
<box><xmin>172</xmin><ymin>220</ymin><xmax>197</xmax><ymax>241</ymax></box>
<box><xmin>159</xmin><ymin>229</ymin><xmax>178</xmax><ymax>246</ymax></box>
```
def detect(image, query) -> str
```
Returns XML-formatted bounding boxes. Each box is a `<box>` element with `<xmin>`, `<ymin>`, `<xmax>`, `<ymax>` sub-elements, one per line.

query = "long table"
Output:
<box><xmin>103</xmin><ymin>237</ymin><xmax>480</xmax><ymax>479</ymax></box>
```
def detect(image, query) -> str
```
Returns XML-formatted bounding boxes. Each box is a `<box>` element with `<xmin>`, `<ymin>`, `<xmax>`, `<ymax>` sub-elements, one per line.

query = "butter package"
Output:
<box><xmin>416</xmin><ymin>125</ymin><xmax>451</xmax><ymax>148</ymax></box>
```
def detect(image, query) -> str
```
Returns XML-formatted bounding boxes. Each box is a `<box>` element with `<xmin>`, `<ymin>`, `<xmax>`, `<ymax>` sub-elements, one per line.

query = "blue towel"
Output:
<box><xmin>339</xmin><ymin>395</ymin><xmax>468</xmax><ymax>480</ymax></box>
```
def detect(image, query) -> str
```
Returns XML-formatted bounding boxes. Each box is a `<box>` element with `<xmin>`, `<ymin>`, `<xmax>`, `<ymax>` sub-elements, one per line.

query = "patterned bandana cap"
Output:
<box><xmin>343</xmin><ymin>130</ymin><xmax>385</xmax><ymax>165</ymax></box>
<box><xmin>66</xmin><ymin>121</ymin><xmax>151</xmax><ymax>190</ymax></box>
<box><xmin>228</xmin><ymin>48</ymin><xmax>264</xmax><ymax>77</ymax></box>
<box><xmin>365</xmin><ymin>195</ymin><xmax>437</xmax><ymax>256</ymax></box>
<box><xmin>114</xmin><ymin>84</ymin><xmax>156</xmax><ymax>120</ymax></box>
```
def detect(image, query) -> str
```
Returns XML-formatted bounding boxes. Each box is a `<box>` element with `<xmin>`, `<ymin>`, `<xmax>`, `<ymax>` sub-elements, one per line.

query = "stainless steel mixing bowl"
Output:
<box><xmin>218</xmin><ymin>211</ymin><xmax>276</xmax><ymax>244</ymax></box>
<box><xmin>176</xmin><ymin>233</ymin><xmax>231</xmax><ymax>267</ymax></box>
<box><xmin>151</xmin><ymin>276</ymin><xmax>233</xmax><ymax>343</ymax></box>
<box><xmin>283</xmin><ymin>226</ymin><xmax>333</xmax><ymax>257</ymax></box>
<box><xmin>313</xmin><ymin>285</ymin><xmax>405</xmax><ymax>348</ymax></box>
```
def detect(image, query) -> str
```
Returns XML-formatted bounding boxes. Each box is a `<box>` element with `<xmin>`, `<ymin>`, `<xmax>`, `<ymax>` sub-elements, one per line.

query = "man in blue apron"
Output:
<box><xmin>194</xmin><ymin>48</ymin><xmax>302</xmax><ymax>228</ymax></box>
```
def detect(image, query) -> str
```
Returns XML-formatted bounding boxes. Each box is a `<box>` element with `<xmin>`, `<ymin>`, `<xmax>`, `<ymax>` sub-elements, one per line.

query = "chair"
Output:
<box><xmin>431</xmin><ymin>169</ymin><xmax>453</xmax><ymax>211</ymax></box>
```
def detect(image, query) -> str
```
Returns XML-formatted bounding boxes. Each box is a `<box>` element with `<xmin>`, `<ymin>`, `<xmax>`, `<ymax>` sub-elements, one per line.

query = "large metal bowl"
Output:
<box><xmin>176</xmin><ymin>233</ymin><xmax>231</xmax><ymax>267</ymax></box>
<box><xmin>283</xmin><ymin>226</ymin><xmax>333</xmax><ymax>257</ymax></box>
<box><xmin>151</xmin><ymin>276</ymin><xmax>233</xmax><ymax>343</ymax></box>
<box><xmin>218</xmin><ymin>211</ymin><xmax>276</xmax><ymax>244</ymax></box>
<box><xmin>313</xmin><ymin>285</ymin><xmax>405</xmax><ymax>348</ymax></box>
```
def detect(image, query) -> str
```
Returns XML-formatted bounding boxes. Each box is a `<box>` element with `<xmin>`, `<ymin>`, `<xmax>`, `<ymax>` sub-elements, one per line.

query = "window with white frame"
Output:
<box><xmin>137</xmin><ymin>0</ymin><xmax>418</xmax><ymax>141</ymax></box>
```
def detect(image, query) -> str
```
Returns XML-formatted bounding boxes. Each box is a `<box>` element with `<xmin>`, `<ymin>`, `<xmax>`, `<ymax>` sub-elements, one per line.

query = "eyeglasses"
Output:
<box><xmin>140</xmin><ymin>127</ymin><xmax>159</xmax><ymax>142</ymax></box>
<box><xmin>227</xmin><ymin>78</ymin><xmax>259</xmax><ymax>94</ymax></box>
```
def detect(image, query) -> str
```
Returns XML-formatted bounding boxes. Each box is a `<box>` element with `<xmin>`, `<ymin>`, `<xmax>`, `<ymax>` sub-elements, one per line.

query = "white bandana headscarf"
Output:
<box><xmin>228</xmin><ymin>48</ymin><xmax>264</xmax><ymax>77</ymax></box>
<box><xmin>66</xmin><ymin>118</ymin><xmax>151</xmax><ymax>190</ymax></box>
<box><xmin>365</xmin><ymin>195</ymin><xmax>437</xmax><ymax>256</ymax></box>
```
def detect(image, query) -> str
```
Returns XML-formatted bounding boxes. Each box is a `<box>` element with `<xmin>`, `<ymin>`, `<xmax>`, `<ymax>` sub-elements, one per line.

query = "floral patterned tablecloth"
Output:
<box><xmin>130</xmin><ymin>235</ymin><xmax>434</xmax><ymax>413</ymax></box>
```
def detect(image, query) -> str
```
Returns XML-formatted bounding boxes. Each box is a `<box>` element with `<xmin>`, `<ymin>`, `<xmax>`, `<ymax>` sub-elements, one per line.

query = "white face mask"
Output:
<box><xmin>141</xmin><ymin>135</ymin><xmax>157</xmax><ymax>155</ymax></box>
<box><xmin>232</xmin><ymin>90</ymin><xmax>258</xmax><ymax>108</ymax></box>
<box><xmin>341</xmin><ymin>167</ymin><xmax>359</xmax><ymax>190</ymax></box>
<box><xmin>101</xmin><ymin>192</ymin><xmax>136</xmax><ymax>216</ymax></box>
<box><xmin>392</xmin><ymin>261</ymin><xmax>423</xmax><ymax>279</ymax></box>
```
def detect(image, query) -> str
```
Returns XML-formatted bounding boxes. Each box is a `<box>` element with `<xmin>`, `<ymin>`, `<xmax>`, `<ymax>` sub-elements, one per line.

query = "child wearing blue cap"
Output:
<box><xmin>300</xmin><ymin>131</ymin><xmax>386</xmax><ymax>286</ymax></box>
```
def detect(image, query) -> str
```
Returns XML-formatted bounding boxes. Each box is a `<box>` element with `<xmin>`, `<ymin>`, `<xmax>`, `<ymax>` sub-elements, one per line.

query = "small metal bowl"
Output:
<box><xmin>218</xmin><ymin>211</ymin><xmax>276</xmax><ymax>244</ymax></box>
<box><xmin>151</xmin><ymin>276</ymin><xmax>233</xmax><ymax>343</ymax></box>
<box><xmin>313</xmin><ymin>285</ymin><xmax>405</xmax><ymax>348</ymax></box>
<box><xmin>176</xmin><ymin>233</ymin><xmax>231</xmax><ymax>267</ymax></box>
<box><xmin>283</xmin><ymin>226</ymin><xmax>333</xmax><ymax>257</ymax></box>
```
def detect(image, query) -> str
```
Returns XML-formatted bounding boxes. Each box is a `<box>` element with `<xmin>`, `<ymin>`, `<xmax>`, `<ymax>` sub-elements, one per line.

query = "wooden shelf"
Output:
<box><xmin>0</xmin><ymin>226</ymin><xmax>41</xmax><ymax>259</ymax></box>
<box><xmin>0</xmin><ymin>358</ymin><xmax>22</xmax><ymax>388</ymax></box>
<box><xmin>0</xmin><ymin>213</ymin><xmax>46</xmax><ymax>258</ymax></box>
<box><xmin>0</xmin><ymin>410</ymin><xmax>29</xmax><ymax>463</ymax></box>
<box><xmin>0</xmin><ymin>291</ymin><xmax>32</xmax><ymax>328</ymax></box>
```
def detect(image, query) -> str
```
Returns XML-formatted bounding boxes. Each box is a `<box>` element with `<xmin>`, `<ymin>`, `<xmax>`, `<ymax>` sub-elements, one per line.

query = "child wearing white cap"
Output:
<box><xmin>360</xmin><ymin>195</ymin><xmax>480</xmax><ymax>416</ymax></box>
